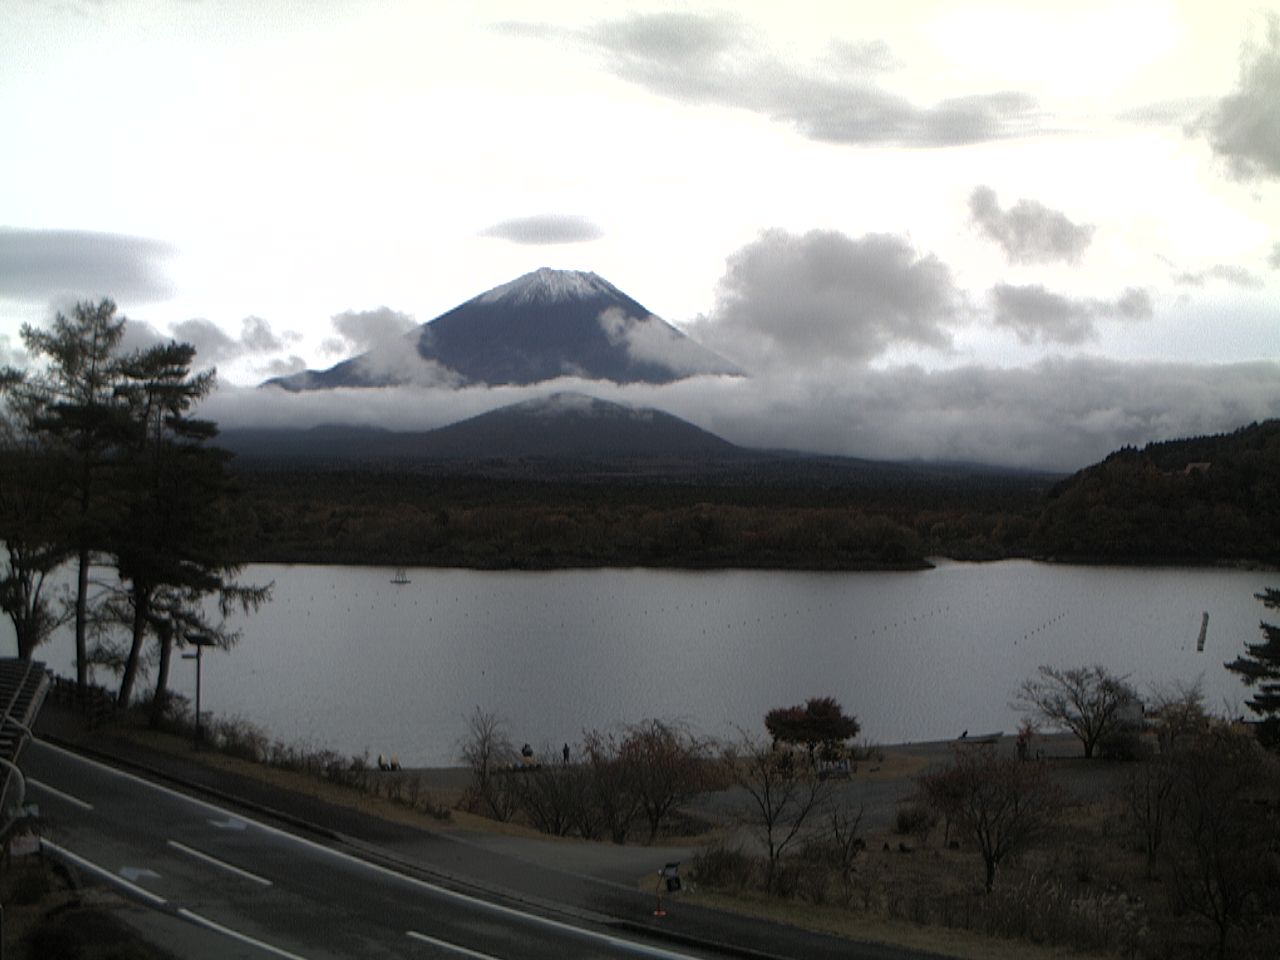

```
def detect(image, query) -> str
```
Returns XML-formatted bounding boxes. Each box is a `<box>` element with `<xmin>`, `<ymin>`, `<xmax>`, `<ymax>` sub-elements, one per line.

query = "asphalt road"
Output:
<box><xmin>24</xmin><ymin>739</ymin><xmax>724</xmax><ymax>960</ymax></box>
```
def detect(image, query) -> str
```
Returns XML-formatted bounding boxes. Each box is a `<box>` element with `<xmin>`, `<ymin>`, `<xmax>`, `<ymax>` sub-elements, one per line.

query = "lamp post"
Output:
<box><xmin>182</xmin><ymin>635</ymin><xmax>217</xmax><ymax>748</ymax></box>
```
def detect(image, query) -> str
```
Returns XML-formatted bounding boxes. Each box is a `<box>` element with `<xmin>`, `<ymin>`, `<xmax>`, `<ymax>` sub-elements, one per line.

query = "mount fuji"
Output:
<box><xmin>264</xmin><ymin>268</ymin><xmax>742</xmax><ymax>391</ymax></box>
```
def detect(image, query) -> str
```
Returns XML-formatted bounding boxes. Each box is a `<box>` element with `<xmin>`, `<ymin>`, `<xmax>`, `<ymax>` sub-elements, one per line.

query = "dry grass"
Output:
<box><xmin>93</xmin><ymin>717</ymin><xmax>1276</xmax><ymax>959</ymax></box>
<box><xmin>668</xmin><ymin>887</ymin><xmax>1113</xmax><ymax>960</ymax></box>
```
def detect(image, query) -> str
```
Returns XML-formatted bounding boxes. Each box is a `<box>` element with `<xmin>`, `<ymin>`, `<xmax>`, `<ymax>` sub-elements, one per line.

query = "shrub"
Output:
<box><xmin>894</xmin><ymin>802</ymin><xmax>936</xmax><ymax>837</ymax></box>
<box><xmin>1098</xmin><ymin>723</ymin><xmax>1145</xmax><ymax>761</ymax></box>
<box><xmin>690</xmin><ymin>842</ymin><xmax>758</xmax><ymax>889</ymax></box>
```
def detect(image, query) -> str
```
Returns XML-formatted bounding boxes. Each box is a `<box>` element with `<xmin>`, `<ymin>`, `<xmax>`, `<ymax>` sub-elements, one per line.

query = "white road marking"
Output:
<box><xmin>120</xmin><ymin>866</ymin><xmax>162</xmax><ymax>884</ymax></box>
<box><xmin>168</xmin><ymin>839</ymin><xmax>273</xmax><ymax>886</ymax></box>
<box><xmin>28</xmin><ymin>777</ymin><xmax>94</xmax><ymax>810</ymax></box>
<box><xmin>178</xmin><ymin>908</ymin><xmax>314</xmax><ymax>960</ymax></box>
<box><xmin>34</xmin><ymin>739</ymin><xmax>702</xmax><ymax>959</ymax></box>
<box><xmin>406</xmin><ymin>930</ymin><xmax>504</xmax><ymax>959</ymax></box>
<box><xmin>39</xmin><ymin>839</ymin><xmax>168</xmax><ymax>909</ymax></box>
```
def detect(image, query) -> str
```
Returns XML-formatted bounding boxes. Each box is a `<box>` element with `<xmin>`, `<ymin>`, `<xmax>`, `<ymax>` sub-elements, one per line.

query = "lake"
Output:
<box><xmin>13</xmin><ymin>560</ymin><xmax>1276</xmax><ymax>766</ymax></box>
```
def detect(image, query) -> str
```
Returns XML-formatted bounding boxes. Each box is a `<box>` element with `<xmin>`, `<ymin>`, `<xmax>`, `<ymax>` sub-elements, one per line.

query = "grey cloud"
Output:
<box><xmin>598</xmin><ymin>307</ymin><xmax>738</xmax><ymax>377</ymax></box>
<box><xmin>0</xmin><ymin>227</ymin><xmax>176</xmax><ymax>303</ymax></box>
<box><xmin>1195</xmin><ymin>15</ymin><xmax>1280</xmax><ymax>180</ymax></box>
<box><xmin>1118</xmin><ymin>97</ymin><xmax>1215</xmax><ymax>127</ymax></box>
<box><xmin>324</xmin><ymin>307</ymin><xmax>417</xmax><ymax>356</ymax></box>
<box><xmin>1173</xmin><ymin>263</ymin><xmax>1265</xmax><ymax>289</ymax></box>
<box><xmin>170</xmin><ymin>315</ymin><xmax>292</xmax><ymax>365</ymax></box>
<box><xmin>686</xmin><ymin>229</ymin><xmax>958</xmax><ymax>372</ymax></box>
<box><xmin>319</xmin><ymin>306</ymin><xmax>459</xmax><ymax>387</ymax></box>
<box><xmin>571</xmin><ymin>13</ymin><xmax>1039</xmax><ymax>148</ymax></box>
<box><xmin>1268</xmin><ymin>243</ymin><xmax>1280</xmax><ymax>269</ymax></box>
<box><xmin>202</xmin><ymin>356</ymin><xmax>1280</xmax><ymax>474</ymax></box>
<box><xmin>969</xmin><ymin>186</ymin><xmax>1095</xmax><ymax>265</ymax></box>
<box><xmin>990</xmin><ymin>284</ymin><xmax>1152</xmax><ymax>345</ymax></box>
<box><xmin>481</xmin><ymin>215</ymin><xmax>604</xmax><ymax>245</ymax></box>
<box><xmin>241</xmin><ymin>316</ymin><xmax>290</xmax><ymax>353</ymax></box>
<box><xmin>261</xmin><ymin>356</ymin><xmax>308</xmax><ymax>378</ymax></box>
<box><xmin>117</xmin><ymin>319</ymin><xmax>167</xmax><ymax>355</ymax></box>
<box><xmin>171</xmin><ymin>319</ymin><xmax>238</xmax><ymax>363</ymax></box>
<box><xmin>649</xmin><ymin>358</ymin><xmax>1280</xmax><ymax>472</ymax></box>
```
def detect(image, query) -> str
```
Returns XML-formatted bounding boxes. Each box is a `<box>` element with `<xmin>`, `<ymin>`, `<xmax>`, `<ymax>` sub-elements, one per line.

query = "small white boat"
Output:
<box><xmin>956</xmin><ymin>730</ymin><xmax>1002</xmax><ymax>745</ymax></box>
<box><xmin>391</xmin><ymin>568</ymin><xmax>410</xmax><ymax>585</ymax></box>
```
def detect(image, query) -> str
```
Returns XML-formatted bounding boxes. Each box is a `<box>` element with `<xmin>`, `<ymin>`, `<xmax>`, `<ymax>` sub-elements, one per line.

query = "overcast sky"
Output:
<box><xmin>2</xmin><ymin>0</ymin><xmax>1278</xmax><ymax>470</ymax></box>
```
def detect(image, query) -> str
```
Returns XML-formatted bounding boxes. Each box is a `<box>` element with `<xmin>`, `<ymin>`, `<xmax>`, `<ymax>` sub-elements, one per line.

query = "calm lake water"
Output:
<box><xmin>14</xmin><ymin>561</ymin><xmax>1276</xmax><ymax>766</ymax></box>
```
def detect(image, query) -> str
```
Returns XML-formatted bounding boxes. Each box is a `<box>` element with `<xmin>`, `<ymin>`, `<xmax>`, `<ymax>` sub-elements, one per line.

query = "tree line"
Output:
<box><xmin>225</xmin><ymin>420</ymin><xmax>1279</xmax><ymax>570</ymax></box>
<box><xmin>0</xmin><ymin>300</ymin><xmax>269</xmax><ymax>711</ymax></box>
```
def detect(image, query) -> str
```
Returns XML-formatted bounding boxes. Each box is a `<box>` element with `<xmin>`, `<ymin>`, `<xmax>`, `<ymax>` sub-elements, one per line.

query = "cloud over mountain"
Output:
<box><xmin>481</xmin><ymin>215</ymin><xmax>604</xmax><ymax>245</ymax></box>
<box><xmin>321</xmin><ymin>307</ymin><xmax>417</xmax><ymax>356</ymax></box>
<box><xmin>686</xmin><ymin>228</ymin><xmax>959</xmax><ymax>372</ymax></box>
<box><xmin>205</xmin><ymin>354</ymin><xmax>1280</xmax><ymax>474</ymax></box>
<box><xmin>968</xmin><ymin>186</ymin><xmax>1095</xmax><ymax>265</ymax></box>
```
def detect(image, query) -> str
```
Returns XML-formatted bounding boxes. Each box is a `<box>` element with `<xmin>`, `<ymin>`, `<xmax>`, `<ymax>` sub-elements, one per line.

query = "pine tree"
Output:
<box><xmin>11</xmin><ymin>301</ymin><xmax>132</xmax><ymax>685</ymax></box>
<box><xmin>107</xmin><ymin>341</ymin><xmax>269</xmax><ymax>708</ymax></box>
<box><xmin>0</xmin><ymin>385</ymin><xmax>71</xmax><ymax>658</ymax></box>
<box><xmin>1224</xmin><ymin>588</ymin><xmax>1280</xmax><ymax>747</ymax></box>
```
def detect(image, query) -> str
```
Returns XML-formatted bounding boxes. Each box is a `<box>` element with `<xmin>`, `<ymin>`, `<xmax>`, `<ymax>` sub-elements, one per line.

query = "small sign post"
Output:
<box><xmin>654</xmin><ymin>862</ymin><xmax>680</xmax><ymax>917</ymax></box>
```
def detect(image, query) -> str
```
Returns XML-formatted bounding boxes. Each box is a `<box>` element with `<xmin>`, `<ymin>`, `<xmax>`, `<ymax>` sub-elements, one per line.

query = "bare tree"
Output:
<box><xmin>827</xmin><ymin>800</ymin><xmax>865</xmax><ymax>898</ymax></box>
<box><xmin>510</xmin><ymin>757</ymin><xmax>577</xmax><ymax>836</ymax></box>
<box><xmin>458</xmin><ymin>706</ymin><xmax>517</xmax><ymax>820</ymax></box>
<box><xmin>725</xmin><ymin>732</ymin><xmax>831</xmax><ymax>891</ymax></box>
<box><xmin>1165</xmin><ymin>728</ymin><xmax>1279</xmax><ymax>959</ymax></box>
<box><xmin>619</xmin><ymin>719</ymin><xmax>709</xmax><ymax>843</ymax></box>
<box><xmin>1121</xmin><ymin>755</ymin><xmax>1178</xmax><ymax>878</ymax></box>
<box><xmin>919</xmin><ymin>748</ymin><xmax>1063</xmax><ymax>891</ymax></box>
<box><xmin>1014</xmin><ymin>664</ymin><xmax>1140</xmax><ymax>759</ymax></box>
<box><xmin>580</xmin><ymin>729</ymin><xmax>641</xmax><ymax>844</ymax></box>
<box><xmin>1147</xmin><ymin>676</ymin><xmax>1209</xmax><ymax>754</ymax></box>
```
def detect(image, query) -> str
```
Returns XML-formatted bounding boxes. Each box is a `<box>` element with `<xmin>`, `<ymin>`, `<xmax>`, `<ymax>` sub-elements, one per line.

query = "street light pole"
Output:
<box><xmin>182</xmin><ymin>635</ymin><xmax>216</xmax><ymax>749</ymax></box>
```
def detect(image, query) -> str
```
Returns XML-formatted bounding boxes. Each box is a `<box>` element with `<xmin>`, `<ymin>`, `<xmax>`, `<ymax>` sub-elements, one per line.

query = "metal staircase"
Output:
<box><xmin>0</xmin><ymin>658</ymin><xmax>51</xmax><ymax>832</ymax></box>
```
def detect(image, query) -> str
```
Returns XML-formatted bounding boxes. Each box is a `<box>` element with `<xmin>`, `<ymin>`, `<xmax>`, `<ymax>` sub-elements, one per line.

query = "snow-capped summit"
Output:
<box><xmin>477</xmin><ymin>268</ymin><xmax>624</xmax><ymax>307</ymax></box>
<box><xmin>265</xmin><ymin>269</ymin><xmax>742</xmax><ymax>391</ymax></box>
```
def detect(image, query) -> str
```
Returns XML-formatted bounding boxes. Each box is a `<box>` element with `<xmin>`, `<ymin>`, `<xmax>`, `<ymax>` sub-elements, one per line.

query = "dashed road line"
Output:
<box><xmin>178</xmin><ymin>908</ymin><xmax>313</xmax><ymax>960</ymax></box>
<box><xmin>407</xmin><ymin>930</ymin><xmax>505</xmax><ymax>958</ymax></box>
<box><xmin>167</xmin><ymin>839</ymin><xmax>273</xmax><ymax>886</ymax></box>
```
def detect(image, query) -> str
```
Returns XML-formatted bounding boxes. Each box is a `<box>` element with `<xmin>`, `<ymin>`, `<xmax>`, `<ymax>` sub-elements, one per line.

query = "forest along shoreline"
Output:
<box><xmin>226</xmin><ymin>420</ymin><xmax>1280</xmax><ymax>571</ymax></box>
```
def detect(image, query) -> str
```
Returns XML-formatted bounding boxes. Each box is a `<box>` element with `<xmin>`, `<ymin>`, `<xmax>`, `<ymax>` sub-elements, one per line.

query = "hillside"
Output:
<box><xmin>1030</xmin><ymin>420</ymin><xmax>1280</xmax><ymax>563</ymax></box>
<box><xmin>221</xmin><ymin>393</ymin><xmax>744</xmax><ymax>462</ymax></box>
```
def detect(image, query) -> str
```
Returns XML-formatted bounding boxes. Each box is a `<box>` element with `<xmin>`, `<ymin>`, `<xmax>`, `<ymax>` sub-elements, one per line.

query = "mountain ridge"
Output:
<box><xmin>264</xmin><ymin>268</ymin><xmax>742</xmax><ymax>391</ymax></box>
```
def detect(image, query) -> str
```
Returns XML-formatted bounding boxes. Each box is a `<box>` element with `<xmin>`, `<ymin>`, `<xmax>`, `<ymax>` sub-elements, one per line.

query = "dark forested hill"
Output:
<box><xmin>1030</xmin><ymin>420</ymin><xmax>1280</xmax><ymax>563</ymax></box>
<box><xmin>227</xmin><ymin>455</ymin><xmax>1055</xmax><ymax>570</ymax></box>
<box><xmin>220</xmin><ymin>420</ymin><xmax>1278</xmax><ymax>570</ymax></box>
